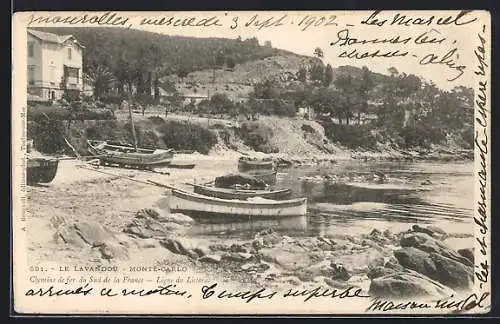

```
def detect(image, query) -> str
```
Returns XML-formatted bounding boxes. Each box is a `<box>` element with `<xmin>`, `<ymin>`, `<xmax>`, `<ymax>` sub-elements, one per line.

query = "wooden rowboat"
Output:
<box><xmin>238</xmin><ymin>157</ymin><xmax>274</xmax><ymax>172</ymax></box>
<box><xmin>192</xmin><ymin>183</ymin><xmax>292</xmax><ymax>200</ymax></box>
<box><xmin>27</xmin><ymin>157</ymin><xmax>59</xmax><ymax>184</ymax></box>
<box><xmin>87</xmin><ymin>140</ymin><xmax>174</xmax><ymax>168</ymax></box>
<box><xmin>164</xmin><ymin>188</ymin><xmax>307</xmax><ymax>217</ymax></box>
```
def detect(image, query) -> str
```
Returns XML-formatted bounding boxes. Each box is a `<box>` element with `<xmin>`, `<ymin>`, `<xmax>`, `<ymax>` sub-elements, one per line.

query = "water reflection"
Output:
<box><xmin>186</xmin><ymin>161</ymin><xmax>473</xmax><ymax>238</ymax></box>
<box><xmin>186</xmin><ymin>215</ymin><xmax>307</xmax><ymax>238</ymax></box>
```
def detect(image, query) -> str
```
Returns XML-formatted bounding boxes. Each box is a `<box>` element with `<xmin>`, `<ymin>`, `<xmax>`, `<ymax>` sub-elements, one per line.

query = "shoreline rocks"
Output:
<box><xmin>369</xmin><ymin>225</ymin><xmax>474</xmax><ymax>299</ymax></box>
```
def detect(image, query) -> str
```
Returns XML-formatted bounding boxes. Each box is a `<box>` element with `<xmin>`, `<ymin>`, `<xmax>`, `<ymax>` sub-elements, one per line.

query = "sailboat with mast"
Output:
<box><xmin>86</xmin><ymin>95</ymin><xmax>174</xmax><ymax>169</ymax></box>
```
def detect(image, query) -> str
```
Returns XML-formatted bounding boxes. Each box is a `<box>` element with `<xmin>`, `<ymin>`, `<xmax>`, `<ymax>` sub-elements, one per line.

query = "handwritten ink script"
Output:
<box><xmin>24</xmin><ymin>283</ymin><xmax>369</xmax><ymax>303</ymax></box>
<box><xmin>473</xmin><ymin>24</ymin><xmax>489</xmax><ymax>291</ymax></box>
<box><xmin>27</xmin><ymin>12</ymin><xmax>338</xmax><ymax>32</ymax></box>
<box><xmin>328</xmin><ymin>10</ymin><xmax>478</xmax><ymax>82</ymax></box>
<box><xmin>25</xmin><ymin>10</ymin><xmax>479</xmax><ymax>83</ymax></box>
<box><xmin>366</xmin><ymin>293</ymin><xmax>490</xmax><ymax>313</ymax></box>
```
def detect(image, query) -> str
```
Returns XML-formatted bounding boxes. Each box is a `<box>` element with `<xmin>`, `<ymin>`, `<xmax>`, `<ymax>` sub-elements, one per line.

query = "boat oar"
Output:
<box><xmin>76</xmin><ymin>165</ymin><xmax>172</xmax><ymax>189</ymax></box>
<box><xmin>147</xmin><ymin>180</ymin><xmax>178</xmax><ymax>190</ymax></box>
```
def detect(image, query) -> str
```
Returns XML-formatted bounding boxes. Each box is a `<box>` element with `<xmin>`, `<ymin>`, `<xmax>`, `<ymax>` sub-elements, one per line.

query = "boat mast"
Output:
<box><xmin>127</xmin><ymin>93</ymin><xmax>138</xmax><ymax>151</ymax></box>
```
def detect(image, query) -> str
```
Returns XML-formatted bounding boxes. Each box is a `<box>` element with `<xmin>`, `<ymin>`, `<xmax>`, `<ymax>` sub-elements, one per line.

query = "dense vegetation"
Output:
<box><xmin>34</xmin><ymin>27</ymin><xmax>291</xmax><ymax>101</ymax></box>
<box><xmin>29</xmin><ymin>27</ymin><xmax>474</xmax><ymax>153</ymax></box>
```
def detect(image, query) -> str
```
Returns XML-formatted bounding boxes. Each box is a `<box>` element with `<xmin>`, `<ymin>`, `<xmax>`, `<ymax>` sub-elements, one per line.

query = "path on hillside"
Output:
<box><xmin>114</xmin><ymin>110</ymin><xmax>239</xmax><ymax>127</ymax></box>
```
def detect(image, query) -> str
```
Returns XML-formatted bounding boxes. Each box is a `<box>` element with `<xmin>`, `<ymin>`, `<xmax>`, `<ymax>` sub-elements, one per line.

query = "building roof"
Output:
<box><xmin>28</xmin><ymin>29</ymin><xmax>85</xmax><ymax>48</ymax></box>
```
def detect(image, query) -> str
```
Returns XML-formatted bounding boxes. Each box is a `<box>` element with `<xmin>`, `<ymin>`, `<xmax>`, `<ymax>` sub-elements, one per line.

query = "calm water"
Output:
<box><xmin>187</xmin><ymin>160</ymin><xmax>474</xmax><ymax>239</ymax></box>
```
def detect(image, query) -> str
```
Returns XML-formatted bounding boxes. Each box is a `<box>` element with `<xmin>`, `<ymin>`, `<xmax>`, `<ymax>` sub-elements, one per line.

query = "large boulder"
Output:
<box><xmin>394</xmin><ymin>247</ymin><xmax>474</xmax><ymax>290</ymax></box>
<box><xmin>254</xmin><ymin>229</ymin><xmax>282</xmax><ymax>247</ymax></box>
<box><xmin>124</xmin><ymin>210</ymin><xmax>170</xmax><ymax>238</ymax></box>
<box><xmin>160</xmin><ymin>237</ymin><xmax>198</xmax><ymax>259</ymax></box>
<box><xmin>367</xmin><ymin>266</ymin><xmax>398</xmax><ymax>280</ymax></box>
<box><xmin>400</xmin><ymin>232</ymin><xmax>472</xmax><ymax>267</ymax></box>
<box><xmin>369</xmin><ymin>271</ymin><xmax>455</xmax><ymax>299</ymax></box>
<box><xmin>56</xmin><ymin>221</ymin><xmax>129</xmax><ymax>260</ymax></box>
<box><xmin>412</xmin><ymin>224</ymin><xmax>447</xmax><ymax>239</ymax></box>
<box><xmin>260</xmin><ymin>246</ymin><xmax>312</xmax><ymax>271</ymax></box>
<box><xmin>165</xmin><ymin>213</ymin><xmax>195</xmax><ymax>225</ymax></box>
<box><xmin>73</xmin><ymin>221</ymin><xmax>115</xmax><ymax>246</ymax></box>
<box><xmin>458</xmin><ymin>248</ymin><xmax>474</xmax><ymax>264</ymax></box>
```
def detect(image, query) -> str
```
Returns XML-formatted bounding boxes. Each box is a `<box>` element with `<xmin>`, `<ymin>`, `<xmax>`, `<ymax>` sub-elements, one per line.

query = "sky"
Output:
<box><xmin>20</xmin><ymin>10</ymin><xmax>488</xmax><ymax>90</ymax></box>
<box><xmin>129</xmin><ymin>10</ymin><xmax>486</xmax><ymax>90</ymax></box>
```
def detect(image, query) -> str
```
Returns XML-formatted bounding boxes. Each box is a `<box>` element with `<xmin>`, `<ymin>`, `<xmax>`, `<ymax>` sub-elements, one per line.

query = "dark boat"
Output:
<box><xmin>87</xmin><ymin>140</ymin><xmax>174</xmax><ymax>169</ymax></box>
<box><xmin>167</xmin><ymin>163</ymin><xmax>196</xmax><ymax>169</ymax></box>
<box><xmin>243</xmin><ymin>170</ymin><xmax>278</xmax><ymax>185</ymax></box>
<box><xmin>27</xmin><ymin>157</ymin><xmax>59</xmax><ymax>184</ymax></box>
<box><xmin>238</xmin><ymin>157</ymin><xmax>274</xmax><ymax>172</ymax></box>
<box><xmin>193</xmin><ymin>183</ymin><xmax>292</xmax><ymax>200</ymax></box>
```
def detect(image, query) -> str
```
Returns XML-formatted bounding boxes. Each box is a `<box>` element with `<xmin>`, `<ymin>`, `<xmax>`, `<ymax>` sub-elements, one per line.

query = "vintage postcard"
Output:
<box><xmin>12</xmin><ymin>10</ymin><xmax>491</xmax><ymax>315</ymax></box>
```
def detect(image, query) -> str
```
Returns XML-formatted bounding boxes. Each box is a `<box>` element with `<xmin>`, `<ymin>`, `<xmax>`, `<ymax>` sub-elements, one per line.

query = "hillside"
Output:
<box><xmin>32</xmin><ymin>27</ymin><xmax>308</xmax><ymax>77</ymax></box>
<box><xmin>163</xmin><ymin>54</ymin><xmax>322</xmax><ymax>100</ymax></box>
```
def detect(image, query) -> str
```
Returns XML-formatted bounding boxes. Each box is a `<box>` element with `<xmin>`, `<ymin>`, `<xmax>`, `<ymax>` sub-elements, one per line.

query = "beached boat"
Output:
<box><xmin>165</xmin><ymin>188</ymin><xmax>307</xmax><ymax>217</ymax></box>
<box><xmin>27</xmin><ymin>157</ymin><xmax>59</xmax><ymax>184</ymax></box>
<box><xmin>238</xmin><ymin>157</ymin><xmax>274</xmax><ymax>172</ymax></box>
<box><xmin>87</xmin><ymin>140</ymin><xmax>174</xmax><ymax>168</ymax></box>
<box><xmin>167</xmin><ymin>162</ymin><xmax>196</xmax><ymax>169</ymax></box>
<box><xmin>192</xmin><ymin>183</ymin><xmax>292</xmax><ymax>200</ymax></box>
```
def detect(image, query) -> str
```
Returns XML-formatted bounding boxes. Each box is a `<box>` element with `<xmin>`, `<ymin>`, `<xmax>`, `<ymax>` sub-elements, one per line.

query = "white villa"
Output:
<box><xmin>27</xmin><ymin>29</ymin><xmax>86</xmax><ymax>101</ymax></box>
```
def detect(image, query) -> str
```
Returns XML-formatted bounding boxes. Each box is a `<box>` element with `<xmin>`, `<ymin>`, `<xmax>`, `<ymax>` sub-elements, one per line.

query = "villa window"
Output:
<box><xmin>28</xmin><ymin>43</ymin><xmax>34</xmax><ymax>57</ymax></box>
<box><xmin>68</xmin><ymin>48</ymin><xmax>72</xmax><ymax>60</ymax></box>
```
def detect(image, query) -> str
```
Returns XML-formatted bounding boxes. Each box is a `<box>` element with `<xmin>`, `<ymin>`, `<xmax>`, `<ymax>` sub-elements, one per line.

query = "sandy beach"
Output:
<box><xmin>23</xmin><ymin>152</ymin><xmax>475</xmax><ymax>301</ymax></box>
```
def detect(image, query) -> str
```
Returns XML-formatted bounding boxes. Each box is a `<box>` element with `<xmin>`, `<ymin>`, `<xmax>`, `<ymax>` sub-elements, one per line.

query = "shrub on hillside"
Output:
<box><xmin>238</xmin><ymin>122</ymin><xmax>278</xmax><ymax>153</ymax></box>
<box><xmin>322</xmin><ymin>123</ymin><xmax>378</xmax><ymax>149</ymax></box>
<box><xmin>248</xmin><ymin>99</ymin><xmax>296</xmax><ymax>117</ymax></box>
<box><xmin>84</xmin><ymin>120</ymin><xmax>157</xmax><ymax>148</ymax></box>
<box><xmin>99</xmin><ymin>93</ymin><xmax>123</xmax><ymax>105</ymax></box>
<box><xmin>399</xmin><ymin>124</ymin><xmax>445</xmax><ymax>149</ymax></box>
<box><xmin>28</xmin><ymin>104</ymin><xmax>115</xmax><ymax>121</ymax></box>
<box><xmin>460</xmin><ymin>126</ymin><xmax>474</xmax><ymax>149</ymax></box>
<box><xmin>148</xmin><ymin>116</ymin><xmax>165</xmax><ymax>125</ymax></box>
<box><xmin>157</xmin><ymin>121</ymin><xmax>217</xmax><ymax>154</ymax></box>
<box><xmin>27</xmin><ymin>119</ymin><xmax>68</xmax><ymax>154</ymax></box>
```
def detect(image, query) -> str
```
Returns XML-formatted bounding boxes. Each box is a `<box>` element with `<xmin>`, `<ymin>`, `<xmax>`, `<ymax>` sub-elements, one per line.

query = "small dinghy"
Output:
<box><xmin>192</xmin><ymin>183</ymin><xmax>292</xmax><ymax>200</ymax></box>
<box><xmin>238</xmin><ymin>156</ymin><xmax>274</xmax><ymax>172</ymax></box>
<box><xmin>164</xmin><ymin>188</ymin><xmax>307</xmax><ymax>217</ymax></box>
<box><xmin>87</xmin><ymin>140</ymin><xmax>174</xmax><ymax>169</ymax></box>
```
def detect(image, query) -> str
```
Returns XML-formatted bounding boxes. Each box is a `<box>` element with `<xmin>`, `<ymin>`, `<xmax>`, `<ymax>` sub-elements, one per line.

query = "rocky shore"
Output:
<box><xmin>24</xmin><ymin>154</ymin><xmax>474</xmax><ymax>302</ymax></box>
<box><xmin>47</xmin><ymin>201</ymin><xmax>474</xmax><ymax>300</ymax></box>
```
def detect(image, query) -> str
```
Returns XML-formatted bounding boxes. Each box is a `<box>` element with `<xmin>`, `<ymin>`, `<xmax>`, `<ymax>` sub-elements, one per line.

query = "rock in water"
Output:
<box><xmin>166</xmin><ymin>213</ymin><xmax>195</xmax><ymax>225</ymax></box>
<box><xmin>330</xmin><ymin>263</ymin><xmax>351</xmax><ymax>281</ymax></box>
<box><xmin>135</xmin><ymin>208</ymin><xmax>166</xmax><ymax>220</ymax></box>
<box><xmin>394</xmin><ymin>248</ymin><xmax>474</xmax><ymax>290</ymax></box>
<box><xmin>400</xmin><ymin>232</ymin><xmax>472</xmax><ymax>266</ymax></box>
<box><xmin>198</xmin><ymin>254</ymin><xmax>222</xmax><ymax>264</ymax></box>
<box><xmin>369</xmin><ymin>272</ymin><xmax>455</xmax><ymax>298</ymax></box>
<box><xmin>367</xmin><ymin>266</ymin><xmax>398</xmax><ymax>280</ymax></box>
<box><xmin>160</xmin><ymin>238</ymin><xmax>194</xmax><ymax>256</ymax></box>
<box><xmin>457</xmin><ymin>248</ymin><xmax>474</xmax><ymax>264</ymax></box>
<box><xmin>412</xmin><ymin>224</ymin><xmax>446</xmax><ymax>239</ymax></box>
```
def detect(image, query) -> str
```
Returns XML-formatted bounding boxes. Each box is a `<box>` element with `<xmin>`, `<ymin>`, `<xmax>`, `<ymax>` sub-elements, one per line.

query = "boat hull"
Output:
<box><xmin>166</xmin><ymin>189</ymin><xmax>307</xmax><ymax>217</ymax></box>
<box><xmin>87</xmin><ymin>140</ymin><xmax>174</xmax><ymax>167</ymax></box>
<box><xmin>27</xmin><ymin>158</ymin><xmax>59</xmax><ymax>184</ymax></box>
<box><xmin>238</xmin><ymin>158</ymin><xmax>274</xmax><ymax>172</ymax></box>
<box><xmin>193</xmin><ymin>184</ymin><xmax>292</xmax><ymax>200</ymax></box>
